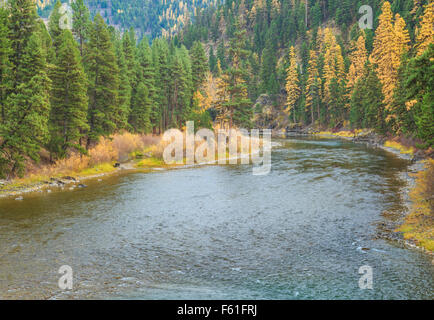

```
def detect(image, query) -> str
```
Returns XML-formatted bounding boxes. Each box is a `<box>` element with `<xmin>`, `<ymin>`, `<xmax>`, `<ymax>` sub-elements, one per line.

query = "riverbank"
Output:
<box><xmin>0</xmin><ymin>130</ymin><xmax>264</xmax><ymax>199</ymax></box>
<box><xmin>308</xmin><ymin>128</ymin><xmax>433</xmax><ymax>254</ymax></box>
<box><xmin>0</xmin><ymin>132</ymin><xmax>163</xmax><ymax>199</ymax></box>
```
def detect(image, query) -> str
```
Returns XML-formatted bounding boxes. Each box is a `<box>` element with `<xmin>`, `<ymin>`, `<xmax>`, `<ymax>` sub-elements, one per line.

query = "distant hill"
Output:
<box><xmin>36</xmin><ymin>0</ymin><xmax>219</xmax><ymax>39</ymax></box>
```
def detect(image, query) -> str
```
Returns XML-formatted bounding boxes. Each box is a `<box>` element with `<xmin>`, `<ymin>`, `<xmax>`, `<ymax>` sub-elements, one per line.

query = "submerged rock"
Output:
<box><xmin>62</xmin><ymin>176</ymin><xmax>77</xmax><ymax>182</ymax></box>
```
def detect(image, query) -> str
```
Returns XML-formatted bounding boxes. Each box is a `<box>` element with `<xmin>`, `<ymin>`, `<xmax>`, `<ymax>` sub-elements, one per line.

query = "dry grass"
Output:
<box><xmin>384</xmin><ymin>140</ymin><xmax>415</xmax><ymax>155</ymax></box>
<box><xmin>398</xmin><ymin>159</ymin><xmax>434</xmax><ymax>252</ymax></box>
<box><xmin>314</xmin><ymin>130</ymin><xmax>362</xmax><ymax>138</ymax></box>
<box><xmin>0</xmin><ymin>133</ymin><xmax>161</xmax><ymax>192</ymax></box>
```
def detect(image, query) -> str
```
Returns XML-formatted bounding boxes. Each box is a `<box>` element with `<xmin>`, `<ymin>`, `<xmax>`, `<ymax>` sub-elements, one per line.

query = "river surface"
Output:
<box><xmin>0</xmin><ymin>137</ymin><xmax>432</xmax><ymax>299</ymax></box>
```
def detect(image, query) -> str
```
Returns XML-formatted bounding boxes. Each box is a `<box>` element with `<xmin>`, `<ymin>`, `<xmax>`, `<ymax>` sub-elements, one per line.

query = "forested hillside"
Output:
<box><xmin>36</xmin><ymin>0</ymin><xmax>219</xmax><ymax>39</ymax></box>
<box><xmin>180</xmin><ymin>0</ymin><xmax>433</xmax><ymax>145</ymax></box>
<box><xmin>0</xmin><ymin>0</ymin><xmax>213</xmax><ymax>178</ymax></box>
<box><xmin>0</xmin><ymin>0</ymin><xmax>432</xmax><ymax>180</ymax></box>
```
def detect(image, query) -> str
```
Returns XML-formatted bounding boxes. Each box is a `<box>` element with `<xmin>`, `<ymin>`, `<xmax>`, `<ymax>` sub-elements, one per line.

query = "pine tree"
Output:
<box><xmin>8</xmin><ymin>0</ymin><xmax>38</xmax><ymax>87</ymax></box>
<box><xmin>209</xmin><ymin>47</ymin><xmax>217</xmax><ymax>74</ymax></box>
<box><xmin>224</xmin><ymin>21</ymin><xmax>252</xmax><ymax>128</ymax></box>
<box><xmin>48</xmin><ymin>0</ymin><xmax>62</xmax><ymax>51</ymax></box>
<box><xmin>216</xmin><ymin>41</ymin><xmax>227</xmax><ymax>70</ymax></box>
<box><xmin>71</xmin><ymin>0</ymin><xmax>91</xmax><ymax>57</ymax></box>
<box><xmin>130</xmin><ymin>82</ymin><xmax>152</xmax><ymax>134</ymax></box>
<box><xmin>115</xmin><ymin>40</ymin><xmax>132</xmax><ymax>130</ymax></box>
<box><xmin>84</xmin><ymin>14</ymin><xmax>119</xmax><ymax>147</ymax></box>
<box><xmin>152</xmin><ymin>38</ymin><xmax>170</xmax><ymax>132</ymax></box>
<box><xmin>122</xmin><ymin>28</ymin><xmax>137</xmax><ymax>90</ymax></box>
<box><xmin>260</xmin><ymin>37</ymin><xmax>279</xmax><ymax>94</ymax></box>
<box><xmin>48</xmin><ymin>30</ymin><xmax>88</xmax><ymax>158</ymax></box>
<box><xmin>285</xmin><ymin>46</ymin><xmax>300</xmax><ymax>122</ymax></box>
<box><xmin>137</xmin><ymin>37</ymin><xmax>157</xmax><ymax>131</ymax></box>
<box><xmin>0</xmin><ymin>33</ymin><xmax>51</xmax><ymax>177</ymax></box>
<box><xmin>190</xmin><ymin>41</ymin><xmax>208</xmax><ymax>92</ymax></box>
<box><xmin>177</xmin><ymin>45</ymin><xmax>194</xmax><ymax>125</ymax></box>
<box><xmin>169</xmin><ymin>52</ymin><xmax>190</xmax><ymax>128</ymax></box>
<box><xmin>37</xmin><ymin>19</ymin><xmax>55</xmax><ymax>65</ymax></box>
<box><xmin>399</xmin><ymin>44</ymin><xmax>434</xmax><ymax>146</ymax></box>
<box><xmin>350</xmin><ymin>63</ymin><xmax>385</xmax><ymax>131</ymax></box>
<box><xmin>0</xmin><ymin>7</ymin><xmax>11</xmax><ymax>123</ymax></box>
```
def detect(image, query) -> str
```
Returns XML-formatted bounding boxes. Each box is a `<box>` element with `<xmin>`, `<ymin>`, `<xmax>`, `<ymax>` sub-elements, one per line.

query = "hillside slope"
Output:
<box><xmin>36</xmin><ymin>0</ymin><xmax>219</xmax><ymax>39</ymax></box>
<box><xmin>179</xmin><ymin>0</ymin><xmax>432</xmax><ymax>147</ymax></box>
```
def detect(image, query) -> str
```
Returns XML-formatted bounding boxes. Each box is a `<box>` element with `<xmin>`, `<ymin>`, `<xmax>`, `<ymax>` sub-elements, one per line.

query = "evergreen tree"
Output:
<box><xmin>130</xmin><ymin>82</ymin><xmax>152</xmax><ymax>134</ymax></box>
<box><xmin>115</xmin><ymin>39</ymin><xmax>132</xmax><ymax>130</ymax></box>
<box><xmin>37</xmin><ymin>19</ymin><xmax>55</xmax><ymax>65</ymax></box>
<box><xmin>84</xmin><ymin>14</ymin><xmax>119</xmax><ymax>147</ymax></box>
<box><xmin>169</xmin><ymin>52</ymin><xmax>190</xmax><ymax>128</ymax></box>
<box><xmin>8</xmin><ymin>0</ymin><xmax>38</xmax><ymax>87</ymax></box>
<box><xmin>136</xmin><ymin>37</ymin><xmax>157</xmax><ymax>131</ymax></box>
<box><xmin>71</xmin><ymin>0</ymin><xmax>91</xmax><ymax>57</ymax></box>
<box><xmin>48</xmin><ymin>30</ymin><xmax>88</xmax><ymax>158</ymax></box>
<box><xmin>397</xmin><ymin>44</ymin><xmax>434</xmax><ymax>146</ymax></box>
<box><xmin>209</xmin><ymin>47</ymin><xmax>217</xmax><ymax>74</ymax></box>
<box><xmin>350</xmin><ymin>63</ymin><xmax>385</xmax><ymax>131</ymax></box>
<box><xmin>48</xmin><ymin>0</ymin><xmax>62</xmax><ymax>51</ymax></box>
<box><xmin>0</xmin><ymin>33</ymin><xmax>51</xmax><ymax>177</ymax></box>
<box><xmin>152</xmin><ymin>38</ymin><xmax>170</xmax><ymax>132</ymax></box>
<box><xmin>216</xmin><ymin>41</ymin><xmax>227</xmax><ymax>70</ymax></box>
<box><xmin>225</xmin><ymin>21</ymin><xmax>252</xmax><ymax>128</ymax></box>
<box><xmin>190</xmin><ymin>41</ymin><xmax>208</xmax><ymax>92</ymax></box>
<box><xmin>122</xmin><ymin>28</ymin><xmax>137</xmax><ymax>90</ymax></box>
<box><xmin>0</xmin><ymin>7</ymin><xmax>11</xmax><ymax>123</ymax></box>
<box><xmin>260</xmin><ymin>38</ymin><xmax>279</xmax><ymax>94</ymax></box>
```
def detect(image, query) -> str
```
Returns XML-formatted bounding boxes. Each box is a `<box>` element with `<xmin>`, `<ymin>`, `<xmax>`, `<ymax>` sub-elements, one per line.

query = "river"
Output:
<box><xmin>0</xmin><ymin>137</ymin><xmax>432</xmax><ymax>299</ymax></box>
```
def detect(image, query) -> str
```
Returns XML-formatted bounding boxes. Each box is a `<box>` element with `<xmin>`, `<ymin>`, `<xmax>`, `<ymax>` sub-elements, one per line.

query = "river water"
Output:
<box><xmin>0</xmin><ymin>137</ymin><xmax>432</xmax><ymax>299</ymax></box>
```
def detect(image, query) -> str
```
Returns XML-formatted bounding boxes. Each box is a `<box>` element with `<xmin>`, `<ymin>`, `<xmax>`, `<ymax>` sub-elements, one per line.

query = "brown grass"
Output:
<box><xmin>398</xmin><ymin>159</ymin><xmax>434</xmax><ymax>252</ymax></box>
<box><xmin>15</xmin><ymin>133</ymin><xmax>161</xmax><ymax>182</ymax></box>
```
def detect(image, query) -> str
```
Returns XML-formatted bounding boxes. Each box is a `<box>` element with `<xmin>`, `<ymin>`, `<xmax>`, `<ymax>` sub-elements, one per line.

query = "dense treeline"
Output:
<box><xmin>0</xmin><ymin>0</ymin><xmax>212</xmax><ymax>178</ymax></box>
<box><xmin>180</xmin><ymin>0</ymin><xmax>433</xmax><ymax>146</ymax></box>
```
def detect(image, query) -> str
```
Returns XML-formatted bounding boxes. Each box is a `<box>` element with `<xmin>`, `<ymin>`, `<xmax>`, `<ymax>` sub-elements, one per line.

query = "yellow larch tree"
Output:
<box><xmin>371</xmin><ymin>1</ymin><xmax>410</xmax><ymax>121</ymax></box>
<box><xmin>415</xmin><ymin>2</ymin><xmax>434</xmax><ymax>56</ymax></box>
<box><xmin>394</xmin><ymin>13</ymin><xmax>410</xmax><ymax>55</ymax></box>
<box><xmin>285</xmin><ymin>46</ymin><xmax>300</xmax><ymax>122</ymax></box>
<box><xmin>347</xmin><ymin>34</ymin><xmax>368</xmax><ymax>95</ymax></box>
<box><xmin>306</xmin><ymin>49</ymin><xmax>320</xmax><ymax>124</ymax></box>
<box><xmin>194</xmin><ymin>73</ymin><xmax>216</xmax><ymax>114</ymax></box>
